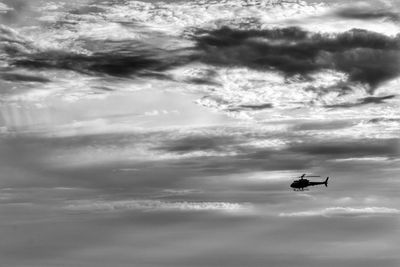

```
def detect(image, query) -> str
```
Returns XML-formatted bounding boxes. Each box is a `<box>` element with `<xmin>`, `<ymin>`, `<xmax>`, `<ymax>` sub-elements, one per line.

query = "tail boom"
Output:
<box><xmin>308</xmin><ymin>177</ymin><xmax>329</xmax><ymax>187</ymax></box>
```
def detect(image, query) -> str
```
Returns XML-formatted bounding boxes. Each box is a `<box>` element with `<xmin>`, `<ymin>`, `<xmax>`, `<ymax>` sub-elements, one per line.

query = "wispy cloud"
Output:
<box><xmin>0</xmin><ymin>2</ymin><xmax>12</xmax><ymax>13</ymax></box>
<box><xmin>65</xmin><ymin>199</ymin><xmax>250</xmax><ymax>214</ymax></box>
<box><xmin>279</xmin><ymin>206</ymin><xmax>400</xmax><ymax>217</ymax></box>
<box><xmin>331</xmin><ymin>157</ymin><xmax>390</xmax><ymax>162</ymax></box>
<box><xmin>326</xmin><ymin>95</ymin><xmax>396</xmax><ymax>108</ymax></box>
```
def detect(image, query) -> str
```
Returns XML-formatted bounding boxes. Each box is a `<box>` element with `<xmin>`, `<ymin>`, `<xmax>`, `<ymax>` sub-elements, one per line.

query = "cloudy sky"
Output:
<box><xmin>0</xmin><ymin>0</ymin><xmax>399</xmax><ymax>266</ymax></box>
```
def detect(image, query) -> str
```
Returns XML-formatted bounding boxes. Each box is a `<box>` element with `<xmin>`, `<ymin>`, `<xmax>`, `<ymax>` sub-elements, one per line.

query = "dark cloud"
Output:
<box><xmin>0</xmin><ymin>25</ymin><xmax>36</xmax><ymax>54</ymax></box>
<box><xmin>69</xmin><ymin>5</ymin><xmax>106</xmax><ymax>15</ymax></box>
<box><xmin>368</xmin><ymin>117</ymin><xmax>400</xmax><ymax>124</ymax></box>
<box><xmin>5</xmin><ymin>37</ymin><xmax>190</xmax><ymax>78</ymax></box>
<box><xmin>230</xmin><ymin>103</ymin><xmax>273</xmax><ymax>111</ymax></box>
<box><xmin>5</xmin><ymin>23</ymin><xmax>400</xmax><ymax>91</ymax></box>
<box><xmin>0</xmin><ymin>128</ymin><xmax>305</xmax><ymax>191</ymax></box>
<box><xmin>291</xmin><ymin>120</ymin><xmax>355</xmax><ymax>131</ymax></box>
<box><xmin>360</xmin><ymin>95</ymin><xmax>396</xmax><ymax>104</ymax></box>
<box><xmin>92</xmin><ymin>86</ymin><xmax>116</xmax><ymax>92</ymax></box>
<box><xmin>2</xmin><ymin>128</ymin><xmax>397</xmax><ymax>195</ymax></box>
<box><xmin>192</xmin><ymin>27</ymin><xmax>400</xmax><ymax>91</ymax></box>
<box><xmin>187</xmin><ymin>77</ymin><xmax>220</xmax><ymax>86</ymax></box>
<box><xmin>0</xmin><ymin>72</ymin><xmax>50</xmax><ymax>83</ymax></box>
<box><xmin>156</xmin><ymin>135</ymin><xmax>239</xmax><ymax>153</ymax></box>
<box><xmin>12</xmin><ymin>51</ymin><xmax>171</xmax><ymax>77</ymax></box>
<box><xmin>335</xmin><ymin>7</ymin><xmax>400</xmax><ymax>22</ymax></box>
<box><xmin>326</xmin><ymin>95</ymin><xmax>396</xmax><ymax>108</ymax></box>
<box><xmin>195</xmin><ymin>26</ymin><xmax>309</xmax><ymax>47</ymax></box>
<box><xmin>333</xmin><ymin>49</ymin><xmax>399</xmax><ymax>90</ymax></box>
<box><xmin>288</xmin><ymin>138</ymin><xmax>399</xmax><ymax>158</ymax></box>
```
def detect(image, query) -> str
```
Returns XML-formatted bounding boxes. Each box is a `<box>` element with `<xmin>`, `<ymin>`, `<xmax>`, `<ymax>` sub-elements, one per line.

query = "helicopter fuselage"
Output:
<box><xmin>290</xmin><ymin>177</ymin><xmax>329</xmax><ymax>190</ymax></box>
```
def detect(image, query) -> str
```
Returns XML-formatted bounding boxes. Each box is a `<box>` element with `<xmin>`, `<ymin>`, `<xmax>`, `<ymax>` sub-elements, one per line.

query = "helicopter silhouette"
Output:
<box><xmin>290</xmin><ymin>174</ymin><xmax>329</xmax><ymax>191</ymax></box>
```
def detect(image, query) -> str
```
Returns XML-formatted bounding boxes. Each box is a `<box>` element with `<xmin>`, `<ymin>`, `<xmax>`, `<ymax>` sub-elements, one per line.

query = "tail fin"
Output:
<box><xmin>324</xmin><ymin>177</ymin><xmax>329</xmax><ymax>187</ymax></box>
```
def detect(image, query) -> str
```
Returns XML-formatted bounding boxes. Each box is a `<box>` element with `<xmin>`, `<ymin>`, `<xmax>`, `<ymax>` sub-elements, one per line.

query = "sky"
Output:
<box><xmin>0</xmin><ymin>0</ymin><xmax>399</xmax><ymax>266</ymax></box>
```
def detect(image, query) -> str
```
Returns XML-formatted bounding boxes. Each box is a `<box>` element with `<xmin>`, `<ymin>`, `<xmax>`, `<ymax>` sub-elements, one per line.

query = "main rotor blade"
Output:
<box><xmin>305</xmin><ymin>175</ymin><xmax>320</xmax><ymax>177</ymax></box>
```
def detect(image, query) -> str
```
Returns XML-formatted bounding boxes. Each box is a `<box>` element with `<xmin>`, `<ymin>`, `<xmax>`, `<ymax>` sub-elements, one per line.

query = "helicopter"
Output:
<box><xmin>290</xmin><ymin>174</ymin><xmax>329</xmax><ymax>191</ymax></box>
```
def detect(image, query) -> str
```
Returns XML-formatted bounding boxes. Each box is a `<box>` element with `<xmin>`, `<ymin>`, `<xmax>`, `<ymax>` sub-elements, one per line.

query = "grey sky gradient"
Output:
<box><xmin>0</xmin><ymin>0</ymin><xmax>399</xmax><ymax>266</ymax></box>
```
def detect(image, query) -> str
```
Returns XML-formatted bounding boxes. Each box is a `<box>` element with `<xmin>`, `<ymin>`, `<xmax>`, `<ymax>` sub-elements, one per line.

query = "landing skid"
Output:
<box><xmin>293</xmin><ymin>188</ymin><xmax>308</xmax><ymax>191</ymax></box>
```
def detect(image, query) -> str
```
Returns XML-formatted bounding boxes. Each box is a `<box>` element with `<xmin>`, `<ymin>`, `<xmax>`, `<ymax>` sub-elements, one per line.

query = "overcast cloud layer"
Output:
<box><xmin>0</xmin><ymin>1</ymin><xmax>399</xmax><ymax>267</ymax></box>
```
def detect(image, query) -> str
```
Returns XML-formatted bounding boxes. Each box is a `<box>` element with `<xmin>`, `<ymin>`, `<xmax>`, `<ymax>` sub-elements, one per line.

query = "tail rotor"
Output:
<box><xmin>324</xmin><ymin>177</ymin><xmax>329</xmax><ymax>187</ymax></box>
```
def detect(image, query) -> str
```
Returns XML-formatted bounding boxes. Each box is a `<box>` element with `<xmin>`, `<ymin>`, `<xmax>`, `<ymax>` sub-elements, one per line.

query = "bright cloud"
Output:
<box><xmin>279</xmin><ymin>206</ymin><xmax>400</xmax><ymax>217</ymax></box>
<box><xmin>65</xmin><ymin>199</ymin><xmax>250</xmax><ymax>213</ymax></box>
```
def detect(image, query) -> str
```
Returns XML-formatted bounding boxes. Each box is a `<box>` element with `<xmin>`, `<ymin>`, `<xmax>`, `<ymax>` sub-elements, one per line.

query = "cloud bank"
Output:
<box><xmin>193</xmin><ymin>27</ymin><xmax>400</xmax><ymax>92</ymax></box>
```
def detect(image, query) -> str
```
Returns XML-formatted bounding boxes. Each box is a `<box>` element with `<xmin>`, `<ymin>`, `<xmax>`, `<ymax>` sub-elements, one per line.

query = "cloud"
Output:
<box><xmin>290</xmin><ymin>120</ymin><xmax>355</xmax><ymax>131</ymax></box>
<box><xmin>12</xmin><ymin>48</ymin><xmax>182</xmax><ymax>78</ymax></box>
<box><xmin>334</xmin><ymin>7</ymin><xmax>400</xmax><ymax>22</ymax></box>
<box><xmin>100</xmin><ymin>0</ymin><xmax>325</xmax><ymax>37</ymax></box>
<box><xmin>0</xmin><ymin>25</ymin><xmax>189</xmax><ymax>78</ymax></box>
<box><xmin>6</xmin><ymin>22</ymin><xmax>399</xmax><ymax>97</ymax></box>
<box><xmin>360</xmin><ymin>95</ymin><xmax>396</xmax><ymax>104</ymax></box>
<box><xmin>68</xmin><ymin>5</ymin><xmax>105</xmax><ymax>15</ymax></box>
<box><xmin>367</xmin><ymin>118</ymin><xmax>400</xmax><ymax>126</ymax></box>
<box><xmin>0</xmin><ymin>72</ymin><xmax>50</xmax><ymax>83</ymax></box>
<box><xmin>2</xmin><ymin>0</ymin><xmax>399</xmax><ymax>110</ymax></box>
<box><xmin>331</xmin><ymin>157</ymin><xmax>390</xmax><ymax>162</ymax></box>
<box><xmin>0</xmin><ymin>24</ymin><xmax>36</xmax><ymax>54</ymax></box>
<box><xmin>0</xmin><ymin>0</ymin><xmax>31</xmax><ymax>24</ymax></box>
<box><xmin>192</xmin><ymin>27</ymin><xmax>400</xmax><ymax>92</ymax></box>
<box><xmin>155</xmin><ymin>135</ymin><xmax>240</xmax><ymax>154</ymax></box>
<box><xmin>229</xmin><ymin>103</ymin><xmax>273</xmax><ymax>111</ymax></box>
<box><xmin>0</xmin><ymin>2</ymin><xmax>12</xmax><ymax>13</ymax></box>
<box><xmin>279</xmin><ymin>206</ymin><xmax>400</xmax><ymax>217</ymax></box>
<box><xmin>65</xmin><ymin>199</ymin><xmax>248</xmax><ymax>213</ymax></box>
<box><xmin>326</xmin><ymin>95</ymin><xmax>396</xmax><ymax>108</ymax></box>
<box><xmin>288</xmin><ymin>138</ymin><xmax>399</xmax><ymax>158</ymax></box>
